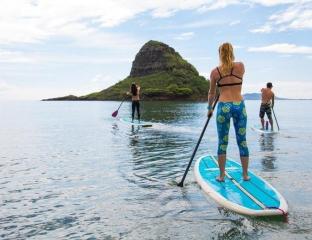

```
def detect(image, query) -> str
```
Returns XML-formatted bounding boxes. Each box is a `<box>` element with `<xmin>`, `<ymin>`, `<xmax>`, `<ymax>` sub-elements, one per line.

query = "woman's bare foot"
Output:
<box><xmin>216</xmin><ymin>176</ymin><xmax>225</xmax><ymax>182</ymax></box>
<box><xmin>243</xmin><ymin>175</ymin><xmax>250</xmax><ymax>181</ymax></box>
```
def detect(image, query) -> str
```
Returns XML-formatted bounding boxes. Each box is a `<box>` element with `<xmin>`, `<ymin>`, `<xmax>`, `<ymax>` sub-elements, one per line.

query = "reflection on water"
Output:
<box><xmin>127</xmin><ymin>124</ymin><xmax>194</xmax><ymax>185</ymax></box>
<box><xmin>1</xmin><ymin>101</ymin><xmax>312</xmax><ymax>239</ymax></box>
<box><xmin>259</xmin><ymin>135</ymin><xmax>277</xmax><ymax>171</ymax></box>
<box><xmin>259</xmin><ymin>134</ymin><xmax>275</xmax><ymax>152</ymax></box>
<box><xmin>111</xmin><ymin>122</ymin><xmax>119</xmax><ymax>134</ymax></box>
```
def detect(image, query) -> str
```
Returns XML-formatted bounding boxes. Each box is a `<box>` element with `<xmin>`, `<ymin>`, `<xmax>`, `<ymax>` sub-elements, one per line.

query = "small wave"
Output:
<box><xmin>147</xmin><ymin>122</ymin><xmax>200</xmax><ymax>134</ymax></box>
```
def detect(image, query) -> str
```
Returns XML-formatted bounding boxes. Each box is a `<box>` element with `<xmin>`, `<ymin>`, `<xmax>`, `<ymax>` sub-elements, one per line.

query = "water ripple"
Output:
<box><xmin>1</xmin><ymin>101</ymin><xmax>311</xmax><ymax>239</ymax></box>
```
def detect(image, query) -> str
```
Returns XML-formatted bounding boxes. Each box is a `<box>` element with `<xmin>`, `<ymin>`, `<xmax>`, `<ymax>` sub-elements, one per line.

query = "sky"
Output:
<box><xmin>0</xmin><ymin>0</ymin><xmax>311</xmax><ymax>100</ymax></box>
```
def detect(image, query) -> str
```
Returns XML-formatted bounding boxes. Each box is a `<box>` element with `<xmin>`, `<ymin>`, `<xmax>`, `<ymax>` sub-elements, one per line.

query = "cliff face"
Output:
<box><xmin>130</xmin><ymin>40</ymin><xmax>197</xmax><ymax>77</ymax></box>
<box><xmin>43</xmin><ymin>40</ymin><xmax>209</xmax><ymax>101</ymax></box>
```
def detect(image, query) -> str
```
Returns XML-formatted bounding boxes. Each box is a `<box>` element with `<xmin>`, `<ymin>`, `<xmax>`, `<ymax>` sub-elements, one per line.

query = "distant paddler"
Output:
<box><xmin>259</xmin><ymin>82</ymin><xmax>275</xmax><ymax>130</ymax></box>
<box><xmin>127</xmin><ymin>82</ymin><xmax>141</xmax><ymax>122</ymax></box>
<box><xmin>208</xmin><ymin>42</ymin><xmax>250</xmax><ymax>182</ymax></box>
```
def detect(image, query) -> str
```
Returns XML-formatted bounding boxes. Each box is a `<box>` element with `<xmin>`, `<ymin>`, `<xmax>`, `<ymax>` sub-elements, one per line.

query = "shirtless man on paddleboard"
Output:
<box><xmin>259</xmin><ymin>82</ymin><xmax>274</xmax><ymax>130</ymax></box>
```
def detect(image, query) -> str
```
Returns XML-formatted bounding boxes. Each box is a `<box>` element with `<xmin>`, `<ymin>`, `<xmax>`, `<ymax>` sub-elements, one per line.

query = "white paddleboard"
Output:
<box><xmin>194</xmin><ymin>155</ymin><xmax>288</xmax><ymax>216</ymax></box>
<box><xmin>251</xmin><ymin>125</ymin><xmax>279</xmax><ymax>134</ymax></box>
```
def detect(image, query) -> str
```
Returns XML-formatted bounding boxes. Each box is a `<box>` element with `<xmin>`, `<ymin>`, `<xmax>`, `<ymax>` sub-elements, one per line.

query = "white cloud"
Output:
<box><xmin>182</xmin><ymin>19</ymin><xmax>222</xmax><ymax>28</ymax></box>
<box><xmin>197</xmin><ymin>0</ymin><xmax>242</xmax><ymax>12</ymax></box>
<box><xmin>88</xmin><ymin>74</ymin><xmax>118</xmax><ymax>94</ymax></box>
<box><xmin>278</xmin><ymin>54</ymin><xmax>293</xmax><ymax>58</ymax></box>
<box><xmin>0</xmin><ymin>0</ymin><xmax>305</xmax><ymax>46</ymax></box>
<box><xmin>233</xmin><ymin>45</ymin><xmax>243</xmax><ymax>49</ymax></box>
<box><xmin>248</xmin><ymin>43</ymin><xmax>312</xmax><ymax>54</ymax></box>
<box><xmin>271</xmin><ymin>81</ymin><xmax>312</xmax><ymax>98</ymax></box>
<box><xmin>186</xmin><ymin>56</ymin><xmax>212</xmax><ymax>61</ymax></box>
<box><xmin>250</xmin><ymin>25</ymin><xmax>273</xmax><ymax>33</ymax></box>
<box><xmin>270</xmin><ymin>2</ymin><xmax>312</xmax><ymax>30</ymax></box>
<box><xmin>174</xmin><ymin>32</ymin><xmax>194</xmax><ymax>40</ymax></box>
<box><xmin>197</xmin><ymin>0</ymin><xmax>299</xmax><ymax>13</ymax></box>
<box><xmin>229</xmin><ymin>20</ymin><xmax>241</xmax><ymax>26</ymax></box>
<box><xmin>0</xmin><ymin>0</ymin><xmax>141</xmax><ymax>46</ymax></box>
<box><xmin>0</xmin><ymin>49</ymin><xmax>37</xmax><ymax>63</ymax></box>
<box><xmin>251</xmin><ymin>1</ymin><xmax>312</xmax><ymax>33</ymax></box>
<box><xmin>151</xmin><ymin>8</ymin><xmax>177</xmax><ymax>18</ymax></box>
<box><xmin>199</xmin><ymin>71</ymin><xmax>210</xmax><ymax>78</ymax></box>
<box><xmin>91</xmin><ymin>74</ymin><xmax>114</xmax><ymax>83</ymax></box>
<box><xmin>0</xmin><ymin>0</ymin><xmax>211</xmax><ymax>46</ymax></box>
<box><xmin>40</xmin><ymin>55</ymin><xmax>132</xmax><ymax>64</ymax></box>
<box><xmin>156</xmin><ymin>19</ymin><xmax>224</xmax><ymax>30</ymax></box>
<box><xmin>0</xmin><ymin>81</ymin><xmax>13</xmax><ymax>92</ymax></box>
<box><xmin>242</xmin><ymin>81</ymin><xmax>312</xmax><ymax>99</ymax></box>
<box><xmin>252</xmin><ymin>0</ymin><xmax>298</xmax><ymax>7</ymax></box>
<box><xmin>0</xmin><ymin>48</ymin><xmax>133</xmax><ymax>64</ymax></box>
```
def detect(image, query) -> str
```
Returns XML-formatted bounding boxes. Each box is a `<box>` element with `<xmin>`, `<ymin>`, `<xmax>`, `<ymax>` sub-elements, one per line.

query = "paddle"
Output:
<box><xmin>271</xmin><ymin>107</ymin><xmax>280</xmax><ymax>131</ymax></box>
<box><xmin>177</xmin><ymin>94</ymin><xmax>219</xmax><ymax>187</ymax></box>
<box><xmin>111</xmin><ymin>95</ymin><xmax>128</xmax><ymax>117</ymax></box>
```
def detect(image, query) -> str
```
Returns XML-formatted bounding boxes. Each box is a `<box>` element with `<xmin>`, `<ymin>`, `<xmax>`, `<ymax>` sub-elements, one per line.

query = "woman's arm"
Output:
<box><xmin>137</xmin><ymin>86</ymin><xmax>140</xmax><ymax>96</ymax></box>
<box><xmin>207</xmin><ymin>70</ymin><xmax>217</xmax><ymax>117</ymax></box>
<box><xmin>126</xmin><ymin>87</ymin><xmax>131</xmax><ymax>95</ymax></box>
<box><xmin>208</xmin><ymin>70</ymin><xmax>217</xmax><ymax>107</ymax></box>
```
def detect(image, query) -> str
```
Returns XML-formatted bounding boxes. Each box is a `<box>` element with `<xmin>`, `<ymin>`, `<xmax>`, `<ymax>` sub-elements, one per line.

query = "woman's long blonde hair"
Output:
<box><xmin>219</xmin><ymin>42</ymin><xmax>235</xmax><ymax>75</ymax></box>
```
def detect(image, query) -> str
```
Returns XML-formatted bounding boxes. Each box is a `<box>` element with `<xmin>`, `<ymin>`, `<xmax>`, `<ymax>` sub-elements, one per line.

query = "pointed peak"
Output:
<box><xmin>130</xmin><ymin>40</ymin><xmax>196</xmax><ymax>77</ymax></box>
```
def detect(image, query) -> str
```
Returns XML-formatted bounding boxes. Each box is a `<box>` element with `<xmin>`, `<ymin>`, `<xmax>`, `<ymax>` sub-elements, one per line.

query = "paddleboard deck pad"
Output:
<box><xmin>251</xmin><ymin>125</ymin><xmax>279</xmax><ymax>134</ymax></box>
<box><xmin>119</xmin><ymin>118</ymin><xmax>152</xmax><ymax>127</ymax></box>
<box><xmin>194</xmin><ymin>155</ymin><xmax>288</xmax><ymax>216</ymax></box>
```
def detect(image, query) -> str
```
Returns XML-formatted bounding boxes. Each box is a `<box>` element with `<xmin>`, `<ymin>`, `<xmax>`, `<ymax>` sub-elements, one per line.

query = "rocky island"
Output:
<box><xmin>43</xmin><ymin>40</ymin><xmax>209</xmax><ymax>101</ymax></box>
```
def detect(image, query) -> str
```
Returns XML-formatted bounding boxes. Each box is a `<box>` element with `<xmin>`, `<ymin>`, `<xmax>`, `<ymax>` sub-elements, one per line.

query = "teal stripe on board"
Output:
<box><xmin>228</xmin><ymin>170</ymin><xmax>280</xmax><ymax>208</ymax></box>
<box><xmin>224</xmin><ymin>159</ymin><xmax>280</xmax><ymax>208</ymax></box>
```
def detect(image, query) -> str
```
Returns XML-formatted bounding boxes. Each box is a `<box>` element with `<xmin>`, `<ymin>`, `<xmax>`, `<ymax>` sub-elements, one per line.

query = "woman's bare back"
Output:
<box><xmin>210</xmin><ymin>62</ymin><xmax>245</xmax><ymax>102</ymax></box>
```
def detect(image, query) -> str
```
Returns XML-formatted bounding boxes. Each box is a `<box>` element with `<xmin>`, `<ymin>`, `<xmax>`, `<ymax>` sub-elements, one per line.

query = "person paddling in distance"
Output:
<box><xmin>208</xmin><ymin>42</ymin><xmax>250</xmax><ymax>182</ymax></box>
<box><xmin>127</xmin><ymin>82</ymin><xmax>141</xmax><ymax>123</ymax></box>
<box><xmin>260</xmin><ymin>82</ymin><xmax>275</xmax><ymax>130</ymax></box>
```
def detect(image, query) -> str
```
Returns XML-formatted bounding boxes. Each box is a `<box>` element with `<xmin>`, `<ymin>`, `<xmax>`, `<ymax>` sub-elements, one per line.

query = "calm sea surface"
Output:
<box><xmin>0</xmin><ymin>100</ymin><xmax>311</xmax><ymax>239</ymax></box>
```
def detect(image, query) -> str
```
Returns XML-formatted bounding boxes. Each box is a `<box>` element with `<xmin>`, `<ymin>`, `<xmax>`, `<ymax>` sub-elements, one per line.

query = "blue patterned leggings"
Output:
<box><xmin>216</xmin><ymin>101</ymin><xmax>249</xmax><ymax>157</ymax></box>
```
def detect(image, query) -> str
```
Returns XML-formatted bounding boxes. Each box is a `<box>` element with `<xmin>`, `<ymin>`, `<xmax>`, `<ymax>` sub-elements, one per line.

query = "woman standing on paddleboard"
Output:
<box><xmin>127</xmin><ymin>82</ymin><xmax>141</xmax><ymax>122</ymax></box>
<box><xmin>207</xmin><ymin>42</ymin><xmax>250</xmax><ymax>182</ymax></box>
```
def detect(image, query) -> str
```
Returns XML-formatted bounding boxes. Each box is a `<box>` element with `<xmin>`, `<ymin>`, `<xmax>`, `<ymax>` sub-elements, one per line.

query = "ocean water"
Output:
<box><xmin>0</xmin><ymin>100</ymin><xmax>311</xmax><ymax>240</ymax></box>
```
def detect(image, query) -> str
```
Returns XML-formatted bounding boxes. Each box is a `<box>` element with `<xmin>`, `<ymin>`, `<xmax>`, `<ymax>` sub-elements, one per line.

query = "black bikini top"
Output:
<box><xmin>216</xmin><ymin>67</ymin><xmax>243</xmax><ymax>87</ymax></box>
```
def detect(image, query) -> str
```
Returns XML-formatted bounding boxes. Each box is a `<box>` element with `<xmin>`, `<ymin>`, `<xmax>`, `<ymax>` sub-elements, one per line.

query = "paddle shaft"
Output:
<box><xmin>271</xmin><ymin>107</ymin><xmax>280</xmax><ymax>130</ymax></box>
<box><xmin>116</xmin><ymin>95</ymin><xmax>128</xmax><ymax>111</ymax></box>
<box><xmin>177</xmin><ymin>95</ymin><xmax>219</xmax><ymax>187</ymax></box>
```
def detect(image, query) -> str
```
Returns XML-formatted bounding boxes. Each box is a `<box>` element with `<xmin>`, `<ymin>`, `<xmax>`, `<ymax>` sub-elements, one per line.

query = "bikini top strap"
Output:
<box><xmin>217</xmin><ymin>67</ymin><xmax>222</xmax><ymax>79</ymax></box>
<box><xmin>230</xmin><ymin>66</ymin><xmax>242</xmax><ymax>80</ymax></box>
<box><xmin>218</xmin><ymin>82</ymin><xmax>242</xmax><ymax>87</ymax></box>
<box><xmin>217</xmin><ymin>66</ymin><xmax>243</xmax><ymax>87</ymax></box>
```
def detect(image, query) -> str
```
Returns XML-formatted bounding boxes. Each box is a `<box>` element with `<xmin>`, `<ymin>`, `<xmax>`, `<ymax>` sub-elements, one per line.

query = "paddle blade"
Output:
<box><xmin>111</xmin><ymin>110</ymin><xmax>118</xmax><ymax>117</ymax></box>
